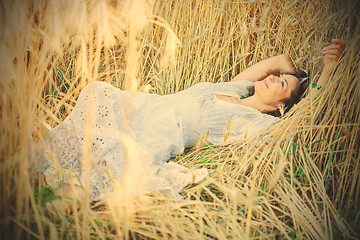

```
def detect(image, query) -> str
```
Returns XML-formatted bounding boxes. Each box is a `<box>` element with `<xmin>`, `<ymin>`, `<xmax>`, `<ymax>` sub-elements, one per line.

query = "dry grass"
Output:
<box><xmin>1</xmin><ymin>0</ymin><xmax>360</xmax><ymax>239</ymax></box>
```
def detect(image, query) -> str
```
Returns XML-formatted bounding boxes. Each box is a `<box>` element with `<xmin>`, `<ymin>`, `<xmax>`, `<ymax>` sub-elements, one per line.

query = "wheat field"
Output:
<box><xmin>1</xmin><ymin>0</ymin><xmax>360</xmax><ymax>239</ymax></box>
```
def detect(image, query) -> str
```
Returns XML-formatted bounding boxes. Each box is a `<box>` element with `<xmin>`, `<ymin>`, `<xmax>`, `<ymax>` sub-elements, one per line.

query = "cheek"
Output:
<box><xmin>254</xmin><ymin>81</ymin><xmax>265</xmax><ymax>94</ymax></box>
<box><xmin>255</xmin><ymin>84</ymin><xmax>274</xmax><ymax>103</ymax></box>
<box><xmin>263</xmin><ymin>91</ymin><xmax>284</xmax><ymax>105</ymax></box>
<box><xmin>255</xmin><ymin>82</ymin><xmax>284</xmax><ymax>105</ymax></box>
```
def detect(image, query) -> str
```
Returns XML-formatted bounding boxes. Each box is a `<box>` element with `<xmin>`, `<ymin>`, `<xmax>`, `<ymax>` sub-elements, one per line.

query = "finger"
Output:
<box><xmin>323</xmin><ymin>51</ymin><xmax>340</xmax><ymax>58</ymax></box>
<box><xmin>323</xmin><ymin>43</ymin><xmax>344</xmax><ymax>50</ymax></box>
<box><xmin>322</xmin><ymin>45</ymin><xmax>344</xmax><ymax>54</ymax></box>
<box><xmin>322</xmin><ymin>48</ymin><xmax>342</xmax><ymax>56</ymax></box>
<box><xmin>332</xmin><ymin>39</ymin><xmax>346</xmax><ymax>48</ymax></box>
<box><xmin>331</xmin><ymin>40</ymin><xmax>346</xmax><ymax>52</ymax></box>
<box><xmin>324</xmin><ymin>54</ymin><xmax>339</xmax><ymax>60</ymax></box>
<box><xmin>323</xmin><ymin>41</ymin><xmax>345</xmax><ymax>52</ymax></box>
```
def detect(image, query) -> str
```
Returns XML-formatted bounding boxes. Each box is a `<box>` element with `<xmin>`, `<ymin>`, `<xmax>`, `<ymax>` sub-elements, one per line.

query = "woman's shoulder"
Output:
<box><xmin>215</xmin><ymin>80</ymin><xmax>254</xmax><ymax>87</ymax></box>
<box><xmin>212</xmin><ymin>80</ymin><xmax>254</xmax><ymax>99</ymax></box>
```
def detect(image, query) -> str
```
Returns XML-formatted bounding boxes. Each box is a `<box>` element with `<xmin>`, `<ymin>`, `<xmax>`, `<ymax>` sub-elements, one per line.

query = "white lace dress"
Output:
<box><xmin>42</xmin><ymin>80</ymin><xmax>277</xmax><ymax>200</ymax></box>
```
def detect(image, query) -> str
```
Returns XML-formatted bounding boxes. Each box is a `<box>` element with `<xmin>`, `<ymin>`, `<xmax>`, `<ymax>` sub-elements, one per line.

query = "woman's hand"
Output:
<box><xmin>321</xmin><ymin>39</ymin><xmax>346</xmax><ymax>75</ymax></box>
<box><xmin>309</xmin><ymin>39</ymin><xmax>346</xmax><ymax>99</ymax></box>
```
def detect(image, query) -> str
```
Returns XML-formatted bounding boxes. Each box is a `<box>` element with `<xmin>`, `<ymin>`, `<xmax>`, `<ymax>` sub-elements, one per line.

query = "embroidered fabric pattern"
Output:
<box><xmin>43</xmin><ymin>80</ymin><xmax>277</xmax><ymax>200</ymax></box>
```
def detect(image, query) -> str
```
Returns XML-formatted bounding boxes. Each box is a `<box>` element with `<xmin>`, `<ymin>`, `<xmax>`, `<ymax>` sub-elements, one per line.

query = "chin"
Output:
<box><xmin>253</xmin><ymin>81</ymin><xmax>262</xmax><ymax>93</ymax></box>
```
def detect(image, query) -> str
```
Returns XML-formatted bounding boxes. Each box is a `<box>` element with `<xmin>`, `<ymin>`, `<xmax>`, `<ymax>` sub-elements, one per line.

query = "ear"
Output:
<box><xmin>275</xmin><ymin>101</ymin><xmax>285</xmax><ymax>109</ymax></box>
<box><xmin>275</xmin><ymin>101</ymin><xmax>285</xmax><ymax>115</ymax></box>
<box><xmin>261</xmin><ymin>102</ymin><xmax>285</xmax><ymax>113</ymax></box>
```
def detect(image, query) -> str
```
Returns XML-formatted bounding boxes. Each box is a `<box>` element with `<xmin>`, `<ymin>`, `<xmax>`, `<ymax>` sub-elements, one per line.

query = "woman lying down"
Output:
<box><xmin>37</xmin><ymin>39</ymin><xmax>345</xmax><ymax>201</ymax></box>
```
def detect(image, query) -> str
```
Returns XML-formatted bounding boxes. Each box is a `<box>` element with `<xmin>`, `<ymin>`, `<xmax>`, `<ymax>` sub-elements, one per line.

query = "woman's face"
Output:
<box><xmin>254</xmin><ymin>74</ymin><xmax>300</xmax><ymax>110</ymax></box>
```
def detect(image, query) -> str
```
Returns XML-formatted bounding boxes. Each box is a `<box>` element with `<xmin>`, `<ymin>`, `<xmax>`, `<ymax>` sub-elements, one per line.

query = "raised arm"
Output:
<box><xmin>309</xmin><ymin>39</ymin><xmax>345</xmax><ymax>98</ymax></box>
<box><xmin>230</xmin><ymin>54</ymin><xmax>296</xmax><ymax>82</ymax></box>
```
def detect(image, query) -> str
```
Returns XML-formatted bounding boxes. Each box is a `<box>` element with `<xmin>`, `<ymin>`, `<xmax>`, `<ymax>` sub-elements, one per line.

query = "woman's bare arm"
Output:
<box><xmin>308</xmin><ymin>39</ymin><xmax>345</xmax><ymax>98</ymax></box>
<box><xmin>230</xmin><ymin>54</ymin><xmax>296</xmax><ymax>82</ymax></box>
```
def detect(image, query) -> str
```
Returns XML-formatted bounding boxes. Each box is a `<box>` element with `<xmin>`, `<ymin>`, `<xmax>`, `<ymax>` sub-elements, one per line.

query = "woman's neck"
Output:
<box><xmin>238</xmin><ymin>95</ymin><xmax>267</xmax><ymax>113</ymax></box>
<box><xmin>215</xmin><ymin>94</ymin><xmax>270</xmax><ymax>113</ymax></box>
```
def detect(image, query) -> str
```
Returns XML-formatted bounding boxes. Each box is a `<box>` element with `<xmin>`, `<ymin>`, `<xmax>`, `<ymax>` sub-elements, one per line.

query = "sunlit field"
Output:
<box><xmin>1</xmin><ymin>0</ymin><xmax>360</xmax><ymax>239</ymax></box>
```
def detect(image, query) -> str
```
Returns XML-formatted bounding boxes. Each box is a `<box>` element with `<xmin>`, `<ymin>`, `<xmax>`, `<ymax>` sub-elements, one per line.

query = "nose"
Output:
<box><xmin>269</xmin><ymin>75</ymin><xmax>275</xmax><ymax>83</ymax></box>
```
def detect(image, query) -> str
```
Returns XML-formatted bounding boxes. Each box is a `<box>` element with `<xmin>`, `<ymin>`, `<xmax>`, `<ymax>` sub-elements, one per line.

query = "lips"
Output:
<box><xmin>264</xmin><ymin>79</ymin><xmax>269</xmax><ymax>88</ymax></box>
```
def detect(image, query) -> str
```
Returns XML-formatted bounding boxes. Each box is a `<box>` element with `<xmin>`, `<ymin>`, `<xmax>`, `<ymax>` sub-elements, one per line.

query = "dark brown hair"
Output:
<box><xmin>283</xmin><ymin>70</ymin><xmax>309</xmax><ymax>114</ymax></box>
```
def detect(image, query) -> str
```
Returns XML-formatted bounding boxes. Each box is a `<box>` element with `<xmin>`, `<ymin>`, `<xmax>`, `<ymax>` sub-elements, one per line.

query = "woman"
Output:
<box><xmin>41</xmin><ymin>39</ymin><xmax>345</xmax><ymax>200</ymax></box>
